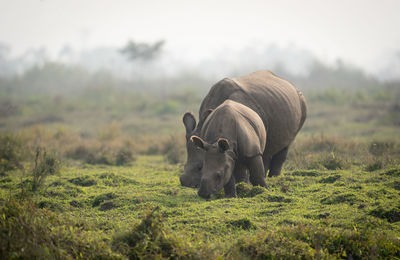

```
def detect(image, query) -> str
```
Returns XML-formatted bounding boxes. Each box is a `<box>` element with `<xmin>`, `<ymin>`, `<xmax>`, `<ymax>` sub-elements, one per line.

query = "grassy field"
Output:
<box><xmin>1</xmin><ymin>155</ymin><xmax>400</xmax><ymax>258</ymax></box>
<box><xmin>1</xmin><ymin>65</ymin><xmax>400</xmax><ymax>258</ymax></box>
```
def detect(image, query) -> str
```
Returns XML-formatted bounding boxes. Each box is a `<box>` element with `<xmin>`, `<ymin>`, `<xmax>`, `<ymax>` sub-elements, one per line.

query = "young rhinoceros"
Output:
<box><xmin>191</xmin><ymin>100</ymin><xmax>267</xmax><ymax>199</ymax></box>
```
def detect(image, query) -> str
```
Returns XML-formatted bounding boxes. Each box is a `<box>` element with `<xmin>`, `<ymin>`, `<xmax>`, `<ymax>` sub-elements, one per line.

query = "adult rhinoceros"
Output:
<box><xmin>180</xmin><ymin>70</ymin><xmax>307</xmax><ymax>188</ymax></box>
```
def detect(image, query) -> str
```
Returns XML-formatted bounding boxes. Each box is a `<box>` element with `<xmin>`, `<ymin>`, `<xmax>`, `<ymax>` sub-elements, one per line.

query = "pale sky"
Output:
<box><xmin>1</xmin><ymin>0</ymin><xmax>400</xmax><ymax>73</ymax></box>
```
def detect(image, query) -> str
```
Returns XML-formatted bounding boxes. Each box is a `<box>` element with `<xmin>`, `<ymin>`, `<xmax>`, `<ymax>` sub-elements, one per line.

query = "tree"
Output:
<box><xmin>120</xmin><ymin>40</ymin><xmax>165</xmax><ymax>62</ymax></box>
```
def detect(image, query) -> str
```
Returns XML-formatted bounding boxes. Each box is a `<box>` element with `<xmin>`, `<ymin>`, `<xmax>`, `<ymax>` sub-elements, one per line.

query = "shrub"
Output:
<box><xmin>112</xmin><ymin>207</ymin><xmax>196</xmax><ymax>259</ymax></box>
<box><xmin>369</xmin><ymin>141</ymin><xmax>394</xmax><ymax>156</ymax></box>
<box><xmin>227</xmin><ymin>218</ymin><xmax>257</xmax><ymax>230</ymax></box>
<box><xmin>369</xmin><ymin>207</ymin><xmax>400</xmax><ymax>223</ymax></box>
<box><xmin>92</xmin><ymin>192</ymin><xmax>117</xmax><ymax>207</ymax></box>
<box><xmin>321</xmin><ymin>152</ymin><xmax>348</xmax><ymax>170</ymax></box>
<box><xmin>0</xmin><ymin>134</ymin><xmax>23</xmax><ymax>175</ymax></box>
<box><xmin>365</xmin><ymin>160</ymin><xmax>384</xmax><ymax>172</ymax></box>
<box><xmin>229</xmin><ymin>225</ymin><xmax>400</xmax><ymax>259</ymax></box>
<box><xmin>0</xmin><ymin>198</ymin><xmax>121</xmax><ymax>259</ymax></box>
<box><xmin>30</xmin><ymin>147</ymin><xmax>60</xmax><ymax>192</ymax></box>
<box><xmin>68</xmin><ymin>175</ymin><xmax>97</xmax><ymax>187</ymax></box>
<box><xmin>320</xmin><ymin>193</ymin><xmax>358</xmax><ymax>205</ymax></box>
<box><xmin>67</xmin><ymin>142</ymin><xmax>136</xmax><ymax>166</ymax></box>
<box><xmin>115</xmin><ymin>147</ymin><xmax>134</xmax><ymax>166</ymax></box>
<box><xmin>236</xmin><ymin>182</ymin><xmax>266</xmax><ymax>198</ymax></box>
<box><xmin>162</xmin><ymin>135</ymin><xmax>185</xmax><ymax>164</ymax></box>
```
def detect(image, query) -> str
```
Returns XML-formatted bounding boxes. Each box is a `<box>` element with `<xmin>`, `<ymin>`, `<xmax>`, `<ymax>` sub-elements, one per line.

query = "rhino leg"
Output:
<box><xmin>224</xmin><ymin>175</ymin><xmax>237</xmax><ymax>198</ymax></box>
<box><xmin>268</xmin><ymin>146</ymin><xmax>289</xmax><ymax>177</ymax></box>
<box><xmin>233</xmin><ymin>163</ymin><xmax>250</xmax><ymax>184</ymax></box>
<box><xmin>247</xmin><ymin>155</ymin><xmax>267</xmax><ymax>187</ymax></box>
<box><xmin>262</xmin><ymin>156</ymin><xmax>271</xmax><ymax>177</ymax></box>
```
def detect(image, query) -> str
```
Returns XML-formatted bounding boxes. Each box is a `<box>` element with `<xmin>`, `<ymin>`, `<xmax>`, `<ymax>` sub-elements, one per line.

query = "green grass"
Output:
<box><xmin>1</xmin><ymin>156</ymin><xmax>399</xmax><ymax>258</ymax></box>
<box><xmin>1</xmin><ymin>67</ymin><xmax>400</xmax><ymax>258</ymax></box>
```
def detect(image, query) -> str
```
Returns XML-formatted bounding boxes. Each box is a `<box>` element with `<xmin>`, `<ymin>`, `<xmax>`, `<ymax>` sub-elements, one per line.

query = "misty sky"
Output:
<box><xmin>1</xmin><ymin>0</ymin><xmax>400</xmax><ymax>73</ymax></box>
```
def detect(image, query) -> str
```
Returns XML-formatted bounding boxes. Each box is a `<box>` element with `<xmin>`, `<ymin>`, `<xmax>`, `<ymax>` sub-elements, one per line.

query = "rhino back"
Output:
<box><xmin>198</xmin><ymin>70</ymin><xmax>306</xmax><ymax>157</ymax></box>
<box><xmin>196</xmin><ymin>78</ymin><xmax>238</xmax><ymax>133</ymax></box>
<box><xmin>230</xmin><ymin>70</ymin><xmax>304</xmax><ymax>156</ymax></box>
<box><xmin>201</xmin><ymin>101</ymin><xmax>266</xmax><ymax>158</ymax></box>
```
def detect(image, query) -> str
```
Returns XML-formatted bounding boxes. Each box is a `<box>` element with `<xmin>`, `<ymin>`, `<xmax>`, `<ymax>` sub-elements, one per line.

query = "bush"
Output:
<box><xmin>115</xmin><ymin>147</ymin><xmax>134</xmax><ymax>166</ymax></box>
<box><xmin>229</xmin><ymin>225</ymin><xmax>400</xmax><ymax>259</ymax></box>
<box><xmin>162</xmin><ymin>135</ymin><xmax>185</xmax><ymax>164</ymax></box>
<box><xmin>0</xmin><ymin>198</ymin><xmax>121</xmax><ymax>259</ymax></box>
<box><xmin>227</xmin><ymin>218</ymin><xmax>257</xmax><ymax>230</ymax></box>
<box><xmin>369</xmin><ymin>207</ymin><xmax>400</xmax><ymax>223</ymax></box>
<box><xmin>236</xmin><ymin>182</ymin><xmax>266</xmax><ymax>198</ymax></box>
<box><xmin>68</xmin><ymin>175</ymin><xmax>97</xmax><ymax>187</ymax></box>
<box><xmin>112</xmin><ymin>207</ymin><xmax>196</xmax><ymax>259</ymax></box>
<box><xmin>30</xmin><ymin>147</ymin><xmax>60</xmax><ymax>191</ymax></box>
<box><xmin>321</xmin><ymin>152</ymin><xmax>348</xmax><ymax>170</ymax></box>
<box><xmin>369</xmin><ymin>141</ymin><xmax>394</xmax><ymax>156</ymax></box>
<box><xmin>365</xmin><ymin>160</ymin><xmax>384</xmax><ymax>172</ymax></box>
<box><xmin>0</xmin><ymin>134</ymin><xmax>23</xmax><ymax>175</ymax></box>
<box><xmin>67</xmin><ymin>142</ymin><xmax>136</xmax><ymax>166</ymax></box>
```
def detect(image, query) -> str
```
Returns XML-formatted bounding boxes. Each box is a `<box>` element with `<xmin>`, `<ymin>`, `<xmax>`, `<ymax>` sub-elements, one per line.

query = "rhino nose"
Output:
<box><xmin>180</xmin><ymin>174</ymin><xmax>195</xmax><ymax>188</ymax></box>
<box><xmin>198</xmin><ymin>189</ymin><xmax>210</xmax><ymax>199</ymax></box>
<box><xmin>180</xmin><ymin>175</ymin><xmax>189</xmax><ymax>186</ymax></box>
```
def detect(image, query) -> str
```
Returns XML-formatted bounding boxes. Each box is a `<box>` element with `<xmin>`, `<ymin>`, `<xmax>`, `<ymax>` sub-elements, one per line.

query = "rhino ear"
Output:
<box><xmin>183</xmin><ymin>112</ymin><xmax>196</xmax><ymax>136</ymax></box>
<box><xmin>200</xmin><ymin>109</ymin><xmax>213</xmax><ymax>122</ymax></box>
<box><xmin>191</xmin><ymin>136</ymin><xmax>205</xmax><ymax>150</ymax></box>
<box><xmin>217</xmin><ymin>138</ymin><xmax>230</xmax><ymax>153</ymax></box>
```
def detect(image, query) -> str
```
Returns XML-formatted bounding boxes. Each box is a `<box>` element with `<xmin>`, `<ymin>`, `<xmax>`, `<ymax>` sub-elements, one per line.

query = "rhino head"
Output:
<box><xmin>180</xmin><ymin>112</ymin><xmax>204</xmax><ymax>188</ymax></box>
<box><xmin>191</xmin><ymin>136</ymin><xmax>235</xmax><ymax>199</ymax></box>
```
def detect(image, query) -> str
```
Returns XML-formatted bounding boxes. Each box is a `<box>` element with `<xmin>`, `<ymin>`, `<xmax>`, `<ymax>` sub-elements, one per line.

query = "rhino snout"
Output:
<box><xmin>198</xmin><ymin>178</ymin><xmax>215</xmax><ymax>198</ymax></box>
<box><xmin>180</xmin><ymin>174</ymin><xmax>194</xmax><ymax>187</ymax></box>
<box><xmin>198</xmin><ymin>188</ymin><xmax>211</xmax><ymax>199</ymax></box>
<box><xmin>180</xmin><ymin>172</ymin><xmax>201</xmax><ymax>188</ymax></box>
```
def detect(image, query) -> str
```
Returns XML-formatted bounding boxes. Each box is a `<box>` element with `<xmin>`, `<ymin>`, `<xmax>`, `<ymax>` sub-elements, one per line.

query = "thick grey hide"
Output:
<box><xmin>181</xmin><ymin>70</ymin><xmax>307</xmax><ymax>187</ymax></box>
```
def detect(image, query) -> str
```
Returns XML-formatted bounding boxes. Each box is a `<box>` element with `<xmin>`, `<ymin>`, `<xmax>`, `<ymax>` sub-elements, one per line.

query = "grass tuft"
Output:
<box><xmin>68</xmin><ymin>175</ymin><xmax>97</xmax><ymax>186</ymax></box>
<box><xmin>112</xmin><ymin>207</ymin><xmax>197</xmax><ymax>259</ymax></box>
<box><xmin>0</xmin><ymin>198</ymin><xmax>121</xmax><ymax>259</ymax></box>
<box><xmin>369</xmin><ymin>207</ymin><xmax>400</xmax><ymax>223</ymax></box>
<box><xmin>236</xmin><ymin>182</ymin><xmax>266</xmax><ymax>198</ymax></box>
<box><xmin>227</xmin><ymin>218</ymin><xmax>257</xmax><ymax>230</ymax></box>
<box><xmin>229</xmin><ymin>225</ymin><xmax>400</xmax><ymax>259</ymax></box>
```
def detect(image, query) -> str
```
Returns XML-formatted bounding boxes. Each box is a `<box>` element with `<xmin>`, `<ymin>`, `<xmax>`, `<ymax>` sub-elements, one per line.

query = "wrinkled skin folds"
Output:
<box><xmin>180</xmin><ymin>70</ymin><xmax>307</xmax><ymax>190</ymax></box>
<box><xmin>191</xmin><ymin>137</ymin><xmax>236</xmax><ymax>199</ymax></box>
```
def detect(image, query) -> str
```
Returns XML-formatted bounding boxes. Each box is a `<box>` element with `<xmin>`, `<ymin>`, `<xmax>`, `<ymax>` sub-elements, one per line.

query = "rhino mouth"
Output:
<box><xmin>198</xmin><ymin>190</ymin><xmax>211</xmax><ymax>199</ymax></box>
<box><xmin>180</xmin><ymin>172</ymin><xmax>201</xmax><ymax>188</ymax></box>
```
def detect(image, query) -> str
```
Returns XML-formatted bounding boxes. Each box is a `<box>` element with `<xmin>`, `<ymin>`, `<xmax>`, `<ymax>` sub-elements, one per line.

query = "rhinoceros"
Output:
<box><xmin>191</xmin><ymin>100</ymin><xmax>267</xmax><ymax>198</ymax></box>
<box><xmin>181</xmin><ymin>70</ymin><xmax>307</xmax><ymax>188</ymax></box>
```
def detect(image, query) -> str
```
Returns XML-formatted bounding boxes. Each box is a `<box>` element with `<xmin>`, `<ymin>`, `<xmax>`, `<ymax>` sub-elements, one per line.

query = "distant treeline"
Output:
<box><xmin>1</xmin><ymin>59</ymin><xmax>399</xmax><ymax>100</ymax></box>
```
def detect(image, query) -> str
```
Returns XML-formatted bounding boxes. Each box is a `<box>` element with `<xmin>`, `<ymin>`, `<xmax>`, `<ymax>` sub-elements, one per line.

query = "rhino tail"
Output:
<box><xmin>296</xmin><ymin>90</ymin><xmax>307</xmax><ymax>134</ymax></box>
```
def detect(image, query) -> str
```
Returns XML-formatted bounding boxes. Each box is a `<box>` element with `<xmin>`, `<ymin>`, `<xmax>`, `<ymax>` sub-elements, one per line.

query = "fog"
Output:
<box><xmin>1</xmin><ymin>0</ymin><xmax>400</xmax><ymax>81</ymax></box>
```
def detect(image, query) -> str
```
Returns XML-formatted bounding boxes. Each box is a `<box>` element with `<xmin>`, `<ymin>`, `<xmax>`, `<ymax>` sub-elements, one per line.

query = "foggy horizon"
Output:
<box><xmin>1</xmin><ymin>0</ymin><xmax>400</xmax><ymax>80</ymax></box>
